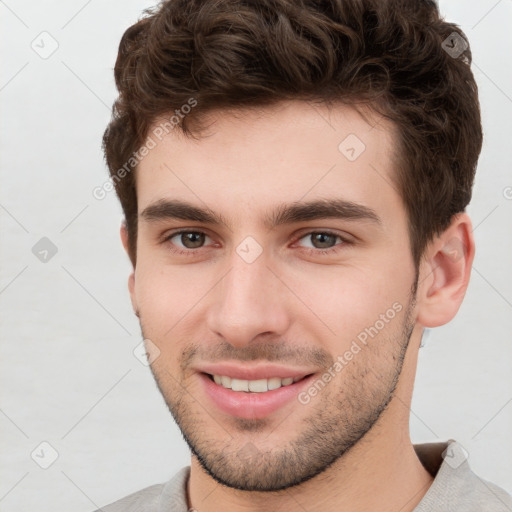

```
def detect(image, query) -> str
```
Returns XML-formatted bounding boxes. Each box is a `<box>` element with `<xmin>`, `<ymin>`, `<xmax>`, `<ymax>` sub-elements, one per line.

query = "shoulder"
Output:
<box><xmin>446</xmin><ymin>471</ymin><xmax>512</xmax><ymax>511</ymax></box>
<box><xmin>415</xmin><ymin>440</ymin><xmax>512</xmax><ymax>511</ymax></box>
<box><xmin>92</xmin><ymin>466</ymin><xmax>191</xmax><ymax>512</ymax></box>
<box><xmin>94</xmin><ymin>483</ymin><xmax>164</xmax><ymax>512</ymax></box>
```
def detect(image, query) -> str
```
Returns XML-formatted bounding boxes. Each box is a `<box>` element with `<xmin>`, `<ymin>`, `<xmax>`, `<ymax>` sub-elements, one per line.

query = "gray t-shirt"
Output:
<box><xmin>95</xmin><ymin>440</ymin><xmax>512</xmax><ymax>511</ymax></box>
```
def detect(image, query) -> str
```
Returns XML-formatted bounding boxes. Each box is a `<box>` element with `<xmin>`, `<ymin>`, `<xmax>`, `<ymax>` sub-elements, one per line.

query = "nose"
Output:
<box><xmin>206</xmin><ymin>253</ymin><xmax>291</xmax><ymax>348</ymax></box>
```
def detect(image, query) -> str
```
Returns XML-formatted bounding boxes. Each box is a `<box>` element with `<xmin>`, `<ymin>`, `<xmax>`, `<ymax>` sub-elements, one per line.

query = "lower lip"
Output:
<box><xmin>199</xmin><ymin>372</ymin><xmax>316</xmax><ymax>420</ymax></box>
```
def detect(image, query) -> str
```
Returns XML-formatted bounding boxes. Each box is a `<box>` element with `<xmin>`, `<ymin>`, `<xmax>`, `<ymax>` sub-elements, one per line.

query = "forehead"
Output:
<box><xmin>136</xmin><ymin>100</ymin><xmax>402</xmax><ymax>227</ymax></box>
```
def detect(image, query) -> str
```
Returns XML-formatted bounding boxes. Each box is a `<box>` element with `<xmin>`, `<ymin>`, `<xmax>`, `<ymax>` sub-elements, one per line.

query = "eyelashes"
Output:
<box><xmin>162</xmin><ymin>229</ymin><xmax>352</xmax><ymax>257</ymax></box>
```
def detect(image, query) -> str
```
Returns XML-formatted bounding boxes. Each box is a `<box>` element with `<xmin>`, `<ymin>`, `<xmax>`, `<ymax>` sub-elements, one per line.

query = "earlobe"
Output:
<box><xmin>128</xmin><ymin>272</ymin><xmax>139</xmax><ymax>317</ymax></box>
<box><xmin>120</xmin><ymin>220</ymin><xmax>130</xmax><ymax>256</ymax></box>
<box><xmin>120</xmin><ymin>221</ymin><xmax>139</xmax><ymax>316</ymax></box>
<box><xmin>416</xmin><ymin>213</ymin><xmax>475</xmax><ymax>328</ymax></box>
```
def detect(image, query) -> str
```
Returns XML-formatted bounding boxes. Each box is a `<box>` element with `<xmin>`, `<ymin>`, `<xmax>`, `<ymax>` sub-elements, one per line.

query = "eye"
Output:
<box><xmin>162</xmin><ymin>229</ymin><xmax>351</xmax><ymax>257</ymax></box>
<box><xmin>295</xmin><ymin>231</ymin><xmax>349</xmax><ymax>254</ymax></box>
<box><xmin>164</xmin><ymin>230</ymin><xmax>213</xmax><ymax>253</ymax></box>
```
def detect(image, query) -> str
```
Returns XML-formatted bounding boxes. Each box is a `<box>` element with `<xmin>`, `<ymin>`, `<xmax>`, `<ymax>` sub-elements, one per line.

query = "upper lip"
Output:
<box><xmin>196</xmin><ymin>362</ymin><xmax>317</xmax><ymax>381</ymax></box>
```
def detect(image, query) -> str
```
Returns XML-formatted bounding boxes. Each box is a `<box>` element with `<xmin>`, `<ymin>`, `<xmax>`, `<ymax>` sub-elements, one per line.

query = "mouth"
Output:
<box><xmin>198</xmin><ymin>371</ymin><xmax>318</xmax><ymax>420</ymax></box>
<box><xmin>204</xmin><ymin>372</ymin><xmax>314</xmax><ymax>392</ymax></box>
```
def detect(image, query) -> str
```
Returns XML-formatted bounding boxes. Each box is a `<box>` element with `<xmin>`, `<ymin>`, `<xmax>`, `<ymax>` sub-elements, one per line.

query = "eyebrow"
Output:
<box><xmin>140</xmin><ymin>198</ymin><xmax>381</xmax><ymax>230</ymax></box>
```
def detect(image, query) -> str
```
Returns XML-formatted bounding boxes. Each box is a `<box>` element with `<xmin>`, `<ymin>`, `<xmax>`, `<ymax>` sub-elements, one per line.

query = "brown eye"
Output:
<box><xmin>164</xmin><ymin>230</ymin><xmax>213</xmax><ymax>253</ymax></box>
<box><xmin>178</xmin><ymin>231</ymin><xmax>206</xmax><ymax>249</ymax></box>
<box><xmin>308</xmin><ymin>233</ymin><xmax>338</xmax><ymax>249</ymax></box>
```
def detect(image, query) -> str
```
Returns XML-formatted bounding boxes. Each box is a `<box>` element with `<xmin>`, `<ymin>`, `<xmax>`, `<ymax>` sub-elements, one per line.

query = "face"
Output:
<box><xmin>129</xmin><ymin>101</ymin><xmax>419</xmax><ymax>491</ymax></box>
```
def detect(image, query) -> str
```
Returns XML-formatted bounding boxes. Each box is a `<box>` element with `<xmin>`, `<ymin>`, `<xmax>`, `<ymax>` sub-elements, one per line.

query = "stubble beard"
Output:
<box><xmin>141</xmin><ymin>288</ymin><xmax>417</xmax><ymax>492</ymax></box>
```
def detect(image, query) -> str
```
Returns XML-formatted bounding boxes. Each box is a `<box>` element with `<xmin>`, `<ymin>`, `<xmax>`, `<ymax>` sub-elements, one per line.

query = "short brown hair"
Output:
<box><xmin>103</xmin><ymin>0</ymin><xmax>482</xmax><ymax>267</ymax></box>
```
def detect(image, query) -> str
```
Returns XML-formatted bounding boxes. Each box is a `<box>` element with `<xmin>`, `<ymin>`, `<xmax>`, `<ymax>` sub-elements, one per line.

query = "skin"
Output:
<box><xmin>122</xmin><ymin>100</ymin><xmax>475</xmax><ymax>512</ymax></box>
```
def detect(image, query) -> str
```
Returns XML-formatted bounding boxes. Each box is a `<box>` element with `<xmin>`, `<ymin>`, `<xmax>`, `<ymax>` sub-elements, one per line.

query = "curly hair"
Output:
<box><xmin>103</xmin><ymin>0</ymin><xmax>482</xmax><ymax>267</ymax></box>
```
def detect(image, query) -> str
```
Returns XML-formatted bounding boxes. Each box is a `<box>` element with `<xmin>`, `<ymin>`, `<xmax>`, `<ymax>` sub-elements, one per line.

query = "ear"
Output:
<box><xmin>120</xmin><ymin>221</ymin><xmax>138</xmax><ymax>316</ymax></box>
<box><xmin>416</xmin><ymin>213</ymin><xmax>475</xmax><ymax>328</ymax></box>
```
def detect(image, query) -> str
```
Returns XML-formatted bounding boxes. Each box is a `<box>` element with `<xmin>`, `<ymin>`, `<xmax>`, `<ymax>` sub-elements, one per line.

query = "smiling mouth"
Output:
<box><xmin>204</xmin><ymin>372</ymin><xmax>314</xmax><ymax>393</ymax></box>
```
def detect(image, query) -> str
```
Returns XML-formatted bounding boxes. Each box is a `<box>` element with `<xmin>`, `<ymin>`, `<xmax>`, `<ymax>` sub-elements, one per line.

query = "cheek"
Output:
<box><xmin>133</xmin><ymin>239</ymin><xmax>414</xmax><ymax>353</ymax></box>
<box><xmin>290</xmin><ymin>264</ymin><xmax>409</xmax><ymax>344</ymax></box>
<box><xmin>134</xmin><ymin>265</ymin><xmax>204</xmax><ymax>334</ymax></box>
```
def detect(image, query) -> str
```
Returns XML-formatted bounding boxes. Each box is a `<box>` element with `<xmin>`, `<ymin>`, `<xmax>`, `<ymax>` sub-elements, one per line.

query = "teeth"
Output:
<box><xmin>248</xmin><ymin>379</ymin><xmax>268</xmax><ymax>392</ymax></box>
<box><xmin>268</xmin><ymin>377</ymin><xmax>282</xmax><ymax>390</ymax></box>
<box><xmin>231</xmin><ymin>378</ymin><xmax>249</xmax><ymax>392</ymax></box>
<box><xmin>211</xmin><ymin>374</ymin><xmax>305</xmax><ymax>392</ymax></box>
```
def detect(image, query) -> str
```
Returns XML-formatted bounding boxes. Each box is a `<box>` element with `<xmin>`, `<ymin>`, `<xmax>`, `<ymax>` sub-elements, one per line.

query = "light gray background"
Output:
<box><xmin>1</xmin><ymin>1</ymin><xmax>511</xmax><ymax>511</ymax></box>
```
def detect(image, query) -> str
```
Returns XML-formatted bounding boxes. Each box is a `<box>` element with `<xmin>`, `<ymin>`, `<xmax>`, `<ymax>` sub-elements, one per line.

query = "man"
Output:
<box><xmin>96</xmin><ymin>0</ymin><xmax>512</xmax><ymax>510</ymax></box>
